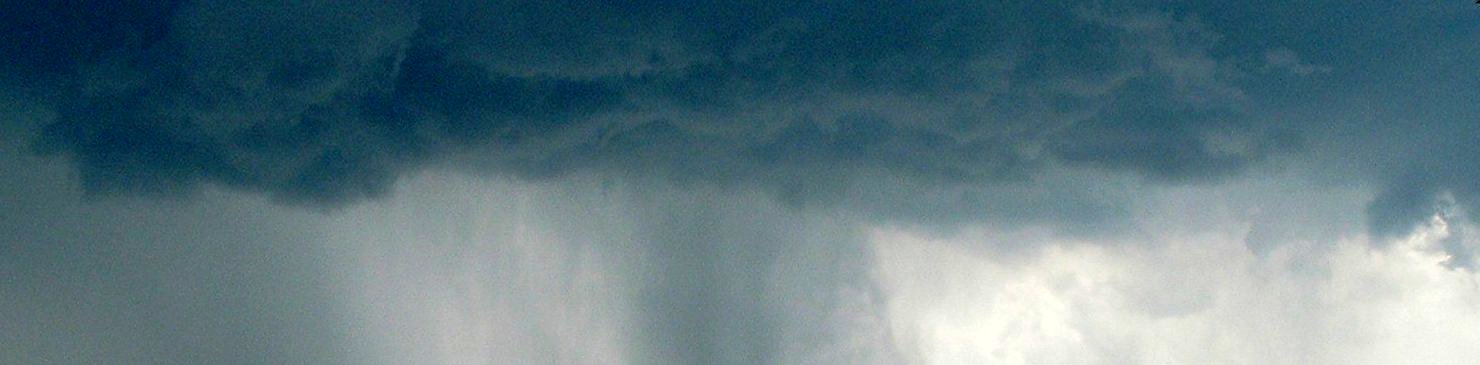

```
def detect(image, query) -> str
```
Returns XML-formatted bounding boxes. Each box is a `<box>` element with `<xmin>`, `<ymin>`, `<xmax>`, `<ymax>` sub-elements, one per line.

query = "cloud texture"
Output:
<box><xmin>9</xmin><ymin>1</ymin><xmax>1297</xmax><ymax>213</ymax></box>
<box><xmin>6</xmin><ymin>1</ymin><xmax>1480</xmax><ymax>364</ymax></box>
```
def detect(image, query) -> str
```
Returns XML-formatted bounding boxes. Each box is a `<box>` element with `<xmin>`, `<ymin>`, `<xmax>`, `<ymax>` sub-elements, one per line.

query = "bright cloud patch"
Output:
<box><xmin>871</xmin><ymin>216</ymin><xmax>1480</xmax><ymax>364</ymax></box>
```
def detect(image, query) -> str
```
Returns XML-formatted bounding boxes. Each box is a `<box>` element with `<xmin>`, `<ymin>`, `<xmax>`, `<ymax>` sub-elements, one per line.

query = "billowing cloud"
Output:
<box><xmin>872</xmin><ymin>211</ymin><xmax>1480</xmax><ymax>364</ymax></box>
<box><xmin>8</xmin><ymin>1</ymin><xmax>1298</xmax><ymax>224</ymax></box>
<box><xmin>7</xmin><ymin>1</ymin><xmax>1480</xmax><ymax>364</ymax></box>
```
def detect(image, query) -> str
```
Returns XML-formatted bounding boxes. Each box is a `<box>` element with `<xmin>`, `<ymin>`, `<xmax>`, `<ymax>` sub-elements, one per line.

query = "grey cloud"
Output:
<box><xmin>1368</xmin><ymin>169</ymin><xmax>1480</xmax><ymax>268</ymax></box>
<box><xmin>10</xmin><ymin>2</ymin><xmax>1480</xmax><ymax>364</ymax></box>
<box><xmin>1324</xmin><ymin>30</ymin><xmax>1480</xmax><ymax>258</ymax></box>
<box><xmin>0</xmin><ymin>136</ymin><xmax>350</xmax><ymax>364</ymax></box>
<box><xmin>292</xmin><ymin>173</ymin><xmax>900</xmax><ymax>364</ymax></box>
<box><xmin>1262</xmin><ymin>48</ymin><xmax>1331</xmax><ymax>76</ymax></box>
<box><xmin>617</xmin><ymin>186</ymin><xmax>898</xmax><ymax>363</ymax></box>
<box><xmin>6</xmin><ymin>1</ymin><xmax>1295</xmax><ymax>227</ymax></box>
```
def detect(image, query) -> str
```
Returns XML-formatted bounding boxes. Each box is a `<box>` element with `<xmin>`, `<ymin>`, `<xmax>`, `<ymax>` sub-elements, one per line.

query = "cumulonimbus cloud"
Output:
<box><xmin>7</xmin><ymin>1</ymin><xmax>1295</xmax><ymax>214</ymax></box>
<box><xmin>15</xmin><ymin>1</ymin><xmax>1477</xmax><ymax>261</ymax></box>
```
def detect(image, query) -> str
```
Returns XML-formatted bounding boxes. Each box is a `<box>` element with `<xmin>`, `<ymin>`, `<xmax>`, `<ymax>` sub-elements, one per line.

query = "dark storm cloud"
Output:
<box><xmin>1282</xmin><ymin>1</ymin><xmax>1480</xmax><ymax>262</ymax></box>
<box><xmin>4</xmin><ymin>1</ymin><xmax>1297</xmax><ymax>219</ymax></box>
<box><xmin>1366</xmin><ymin>165</ymin><xmax>1480</xmax><ymax>269</ymax></box>
<box><xmin>1151</xmin><ymin>1</ymin><xmax>1480</xmax><ymax>262</ymax></box>
<box><xmin>8</xmin><ymin>1</ymin><xmax>1480</xmax><ymax>364</ymax></box>
<box><xmin>10</xmin><ymin>0</ymin><xmax>1480</xmax><ymax>258</ymax></box>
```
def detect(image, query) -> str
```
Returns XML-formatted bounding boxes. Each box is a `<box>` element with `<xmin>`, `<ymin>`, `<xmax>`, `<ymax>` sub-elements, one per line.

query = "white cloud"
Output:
<box><xmin>871</xmin><ymin>213</ymin><xmax>1480</xmax><ymax>365</ymax></box>
<box><xmin>308</xmin><ymin>170</ymin><xmax>1480</xmax><ymax>364</ymax></box>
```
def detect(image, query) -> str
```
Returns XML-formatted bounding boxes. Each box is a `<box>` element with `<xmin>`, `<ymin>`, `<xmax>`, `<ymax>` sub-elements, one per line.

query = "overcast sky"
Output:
<box><xmin>4</xmin><ymin>1</ymin><xmax>1480</xmax><ymax>364</ymax></box>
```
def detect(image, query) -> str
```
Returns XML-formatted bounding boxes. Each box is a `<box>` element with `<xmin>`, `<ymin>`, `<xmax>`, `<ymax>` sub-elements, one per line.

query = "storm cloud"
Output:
<box><xmin>8</xmin><ymin>1</ymin><xmax>1299</xmax><ymax>216</ymax></box>
<box><xmin>6</xmin><ymin>1</ymin><xmax>1480</xmax><ymax>364</ymax></box>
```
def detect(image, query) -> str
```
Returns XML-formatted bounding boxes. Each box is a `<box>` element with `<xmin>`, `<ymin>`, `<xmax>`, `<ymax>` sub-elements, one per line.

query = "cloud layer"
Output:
<box><xmin>9</xmin><ymin>1</ymin><xmax>1298</xmax><ymax>218</ymax></box>
<box><xmin>6</xmin><ymin>2</ymin><xmax>1480</xmax><ymax>364</ymax></box>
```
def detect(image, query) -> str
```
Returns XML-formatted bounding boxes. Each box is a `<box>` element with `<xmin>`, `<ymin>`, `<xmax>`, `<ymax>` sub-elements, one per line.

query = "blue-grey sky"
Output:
<box><xmin>4</xmin><ymin>1</ymin><xmax>1480</xmax><ymax>364</ymax></box>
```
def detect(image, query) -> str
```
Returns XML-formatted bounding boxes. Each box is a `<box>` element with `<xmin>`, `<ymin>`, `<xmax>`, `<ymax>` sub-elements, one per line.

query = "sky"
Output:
<box><xmin>3</xmin><ymin>1</ymin><xmax>1480</xmax><ymax>364</ymax></box>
